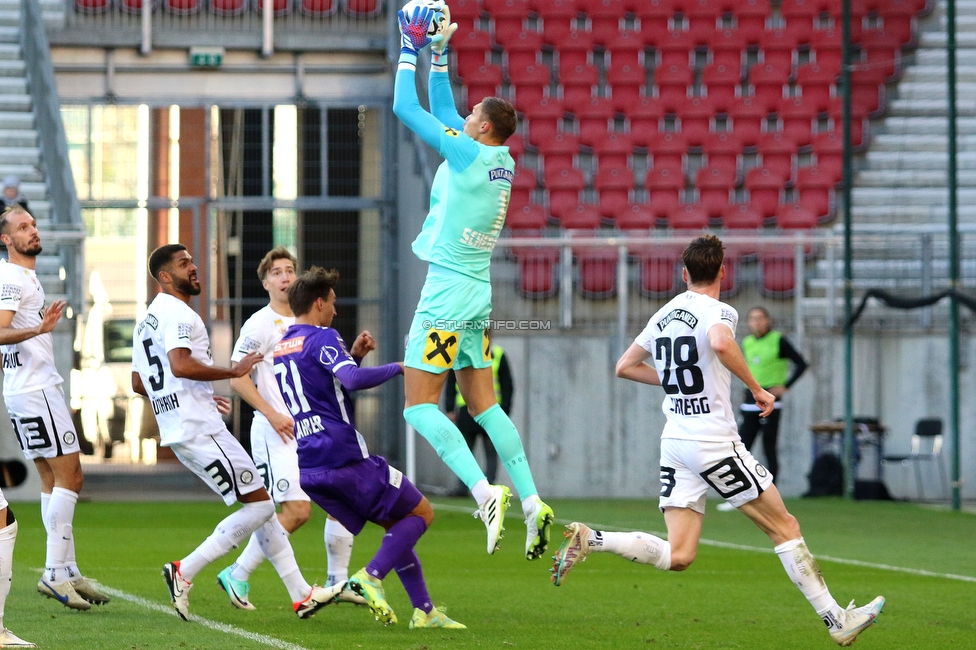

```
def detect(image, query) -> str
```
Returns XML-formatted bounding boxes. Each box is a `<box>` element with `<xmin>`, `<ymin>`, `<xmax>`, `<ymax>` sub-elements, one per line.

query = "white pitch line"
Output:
<box><xmin>97</xmin><ymin>585</ymin><xmax>311</xmax><ymax>650</ymax></box>
<box><xmin>431</xmin><ymin>501</ymin><xmax>976</xmax><ymax>584</ymax></box>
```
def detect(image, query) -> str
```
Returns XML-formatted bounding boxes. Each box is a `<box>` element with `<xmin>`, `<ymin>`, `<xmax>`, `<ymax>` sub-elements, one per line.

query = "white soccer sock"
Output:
<box><xmin>180</xmin><ymin>500</ymin><xmax>275</xmax><ymax>582</ymax></box>
<box><xmin>324</xmin><ymin>518</ymin><xmax>354</xmax><ymax>585</ymax></box>
<box><xmin>229</xmin><ymin>533</ymin><xmax>267</xmax><ymax>582</ymax></box>
<box><xmin>40</xmin><ymin>492</ymin><xmax>50</xmax><ymax>525</ymax></box>
<box><xmin>45</xmin><ymin>488</ymin><xmax>78</xmax><ymax>584</ymax></box>
<box><xmin>471</xmin><ymin>479</ymin><xmax>492</xmax><ymax>506</ymax></box>
<box><xmin>0</xmin><ymin>520</ymin><xmax>17</xmax><ymax>630</ymax></box>
<box><xmin>774</xmin><ymin>537</ymin><xmax>842</xmax><ymax>625</ymax></box>
<box><xmin>588</xmin><ymin>530</ymin><xmax>672</xmax><ymax>570</ymax></box>
<box><xmin>256</xmin><ymin>517</ymin><xmax>311</xmax><ymax>603</ymax></box>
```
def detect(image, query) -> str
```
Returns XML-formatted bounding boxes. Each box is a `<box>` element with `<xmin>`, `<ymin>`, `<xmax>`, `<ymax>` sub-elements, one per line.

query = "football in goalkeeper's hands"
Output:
<box><xmin>402</xmin><ymin>0</ymin><xmax>447</xmax><ymax>37</ymax></box>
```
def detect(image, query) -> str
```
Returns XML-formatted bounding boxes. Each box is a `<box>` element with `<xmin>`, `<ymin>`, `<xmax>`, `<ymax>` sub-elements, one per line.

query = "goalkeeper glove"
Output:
<box><xmin>398</xmin><ymin>4</ymin><xmax>440</xmax><ymax>55</ymax></box>
<box><xmin>431</xmin><ymin>4</ymin><xmax>458</xmax><ymax>57</ymax></box>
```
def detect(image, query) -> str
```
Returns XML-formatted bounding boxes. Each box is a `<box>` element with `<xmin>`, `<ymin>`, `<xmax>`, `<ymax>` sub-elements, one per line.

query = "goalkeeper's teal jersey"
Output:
<box><xmin>411</xmin><ymin>144</ymin><xmax>514</xmax><ymax>282</ymax></box>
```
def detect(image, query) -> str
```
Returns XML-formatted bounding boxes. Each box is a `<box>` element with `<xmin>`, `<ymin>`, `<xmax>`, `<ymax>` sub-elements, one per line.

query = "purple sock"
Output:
<box><xmin>394</xmin><ymin>549</ymin><xmax>432</xmax><ymax>613</ymax></box>
<box><xmin>366</xmin><ymin>515</ymin><xmax>427</xmax><ymax>580</ymax></box>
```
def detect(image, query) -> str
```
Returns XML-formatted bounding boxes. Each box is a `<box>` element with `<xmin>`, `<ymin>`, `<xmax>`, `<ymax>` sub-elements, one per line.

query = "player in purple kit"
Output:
<box><xmin>273</xmin><ymin>266</ymin><xmax>464</xmax><ymax>629</ymax></box>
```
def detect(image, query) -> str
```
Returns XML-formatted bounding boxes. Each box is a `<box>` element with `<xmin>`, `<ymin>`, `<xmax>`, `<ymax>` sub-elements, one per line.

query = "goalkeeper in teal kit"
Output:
<box><xmin>394</xmin><ymin>3</ymin><xmax>553</xmax><ymax>560</ymax></box>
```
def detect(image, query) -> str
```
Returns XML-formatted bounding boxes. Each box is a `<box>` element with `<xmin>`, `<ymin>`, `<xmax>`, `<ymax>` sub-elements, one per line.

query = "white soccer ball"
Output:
<box><xmin>402</xmin><ymin>0</ymin><xmax>447</xmax><ymax>38</ymax></box>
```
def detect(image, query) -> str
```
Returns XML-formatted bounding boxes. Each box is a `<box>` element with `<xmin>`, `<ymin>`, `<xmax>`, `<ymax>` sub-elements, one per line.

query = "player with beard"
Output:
<box><xmin>0</xmin><ymin>206</ymin><xmax>109</xmax><ymax>613</ymax></box>
<box><xmin>132</xmin><ymin>244</ymin><xmax>341</xmax><ymax>620</ymax></box>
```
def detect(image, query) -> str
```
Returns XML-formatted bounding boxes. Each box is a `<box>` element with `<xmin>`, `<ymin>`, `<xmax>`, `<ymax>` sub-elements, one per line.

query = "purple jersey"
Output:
<box><xmin>273</xmin><ymin>324</ymin><xmax>370</xmax><ymax>471</ymax></box>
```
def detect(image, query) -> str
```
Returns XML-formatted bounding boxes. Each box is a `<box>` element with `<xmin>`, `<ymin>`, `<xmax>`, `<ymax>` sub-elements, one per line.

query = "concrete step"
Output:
<box><xmin>0</xmin><ymin>26</ymin><xmax>16</xmax><ymax>43</ymax></box>
<box><xmin>852</xmin><ymin>187</ymin><xmax>976</xmax><ymax>207</ymax></box>
<box><xmin>855</xmin><ymin>169</ymin><xmax>976</xmax><ymax>187</ymax></box>
<box><xmin>0</xmin><ymin>95</ymin><xmax>30</xmax><ymax>111</ymax></box>
<box><xmin>920</xmin><ymin>32</ymin><xmax>976</xmax><ymax>48</ymax></box>
<box><xmin>0</xmin><ymin>60</ymin><xmax>24</xmax><ymax>77</ymax></box>
<box><xmin>0</xmin><ymin>163</ymin><xmax>41</xmax><ymax>182</ymax></box>
<box><xmin>0</xmin><ymin>43</ymin><xmax>17</xmax><ymax>61</ymax></box>
<box><xmin>889</xmin><ymin>98</ymin><xmax>976</xmax><ymax>117</ymax></box>
<box><xmin>879</xmin><ymin>117</ymin><xmax>976</xmax><ymax>135</ymax></box>
<box><xmin>871</xmin><ymin>134</ymin><xmax>976</xmax><ymax>152</ymax></box>
<box><xmin>0</xmin><ymin>77</ymin><xmax>26</xmax><ymax>94</ymax></box>
<box><xmin>897</xmin><ymin>81</ymin><xmax>976</xmax><ymax>101</ymax></box>
<box><xmin>0</xmin><ymin>146</ymin><xmax>40</xmax><ymax>165</ymax></box>
<box><xmin>0</xmin><ymin>129</ymin><xmax>38</xmax><ymax>147</ymax></box>
<box><xmin>915</xmin><ymin>48</ymin><xmax>976</xmax><ymax>66</ymax></box>
<box><xmin>0</xmin><ymin>112</ymin><xmax>34</xmax><ymax>130</ymax></box>
<box><xmin>851</xmin><ymin>204</ymin><xmax>976</xmax><ymax>223</ymax></box>
<box><xmin>863</xmin><ymin>151</ymin><xmax>976</xmax><ymax>170</ymax></box>
<box><xmin>902</xmin><ymin>65</ymin><xmax>976</xmax><ymax>83</ymax></box>
<box><xmin>12</xmin><ymin>181</ymin><xmax>47</xmax><ymax>201</ymax></box>
<box><xmin>0</xmin><ymin>10</ymin><xmax>20</xmax><ymax>27</ymax></box>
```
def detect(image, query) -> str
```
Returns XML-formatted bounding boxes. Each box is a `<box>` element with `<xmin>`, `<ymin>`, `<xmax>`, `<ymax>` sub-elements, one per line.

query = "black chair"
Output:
<box><xmin>881</xmin><ymin>418</ymin><xmax>948</xmax><ymax>501</ymax></box>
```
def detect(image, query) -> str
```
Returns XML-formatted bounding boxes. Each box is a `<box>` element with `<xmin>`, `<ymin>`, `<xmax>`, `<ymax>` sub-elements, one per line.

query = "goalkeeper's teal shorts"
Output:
<box><xmin>405</xmin><ymin>264</ymin><xmax>493</xmax><ymax>374</ymax></box>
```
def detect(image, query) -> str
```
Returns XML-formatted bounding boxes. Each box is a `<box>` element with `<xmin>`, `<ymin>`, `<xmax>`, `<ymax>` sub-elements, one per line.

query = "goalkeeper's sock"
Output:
<box><xmin>775</xmin><ymin>538</ymin><xmax>842</xmax><ymax>621</ymax></box>
<box><xmin>394</xmin><ymin>549</ymin><xmax>432</xmax><ymax>614</ymax></box>
<box><xmin>256</xmin><ymin>517</ymin><xmax>311</xmax><ymax>603</ymax></box>
<box><xmin>230</xmin><ymin>532</ymin><xmax>267</xmax><ymax>582</ymax></box>
<box><xmin>404</xmin><ymin>404</ymin><xmax>486</xmax><ymax>490</ymax></box>
<box><xmin>366</xmin><ymin>515</ymin><xmax>427</xmax><ymax>581</ymax></box>
<box><xmin>588</xmin><ymin>529</ymin><xmax>672</xmax><ymax>570</ymax></box>
<box><xmin>181</xmin><ymin>500</ymin><xmax>274</xmax><ymax>581</ymax></box>
<box><xmin>325</xmin><ymin>518</ymin><xmax>354</xmax><ymax>586</ymax></box>
<box><xmin>475</xmin><ymin>405</ymin><xmax>538</xmax><ymax>500</ymax></box>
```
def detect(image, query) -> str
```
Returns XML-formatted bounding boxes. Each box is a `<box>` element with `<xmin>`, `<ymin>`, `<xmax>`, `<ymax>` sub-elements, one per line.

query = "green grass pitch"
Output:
<box><xmin>5</xmin><ymin>497</ymin><xmax>974</xmax><ymax>649</ymax></box>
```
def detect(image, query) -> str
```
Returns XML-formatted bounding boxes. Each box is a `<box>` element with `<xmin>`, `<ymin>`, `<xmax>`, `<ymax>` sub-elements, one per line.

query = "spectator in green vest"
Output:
<box><xmin>737</xmin><ymin>307</ymin><xmax>807</xmax><ymax>484</ymax></box>
<box><xmin>444</xmin><ymin>339</ymin><xmax>513</xmax><ymax>491</ymax></box>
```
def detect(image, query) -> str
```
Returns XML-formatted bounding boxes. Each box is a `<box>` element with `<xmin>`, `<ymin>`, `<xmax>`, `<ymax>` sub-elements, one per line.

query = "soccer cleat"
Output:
<box><xmin>409</xmin><ymin>606</ymin><xmax>467</xmax><ymax>629</ymax></box>
<box><xmin>0</xmin><ymin>628</ymin><xmax>36</xmax><ymax>648</ymax></box>
<box><xmin>293</xmin><ymin>583</ymin><xmax>343</xmax><ymax>619</ymax></box>
<box><xmin>828</xmin><ymin>596</ymin><xmax>885</xmax><ymax>647</ymax></box>
<box><xmin>550</xmin><ymin>522</ymin><xmax>592</xmax><ymax>586</ymax></box>
<box><xmin>346</xmin><ymin>568</ymin><xmax>397</xmax><ymax>625</ymax></box>
<box><xmin>716</xmin><ymin>501</ymin><xmax>736</xmax><ymax>512</ymax></box>
<box><xmin>216</xmin><ymin>567</ymin><xmax>256</xmax><ymax>611</ymax></box>
<box><xmin>524</xmin><ymin>496</ymin><xmax>554</xmax><ymax>560</ymax></box>
<box><xmin>70</xmin><ymin>577</ymin><xmax>111</xmax><ymax>605</ymax></box>
<box><xmin>474</xmin><ymin>484</ymin><xmax>510</xmax><ymax>554</ymax></box>
<box><xmin>162</xmin><ymin>561</ymin><xmax>192</xmax><ymax>621</ymax></box>
<box><xmin>335</xmin><ymin>581</ymin><xmax>368</xmax><ymax>606</ymax></box>
<box><xmin>37</xmin><ymin>577</ymin><xmax>91</xmax><ymax>610</ymax></box>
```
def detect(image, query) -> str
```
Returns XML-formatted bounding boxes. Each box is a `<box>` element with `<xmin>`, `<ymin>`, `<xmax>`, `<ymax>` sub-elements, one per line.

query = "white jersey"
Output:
<box><xmin>230</xmin><ymin>304</ymin><xmax>294</xmax><ymax>430</ymax></box>
<box><xmin>635</xmin><ymin>291</ymin><xmax>740</xmax><ymax>442</ymax></box>
<box><xmin>0</xmin><ymin>259</ymin><xmax>62</xmax><ymax>395</ymax></box>
<box><xmin>133</xmin><ymin>293</ymin><xmax>226</xmax><ymax>446</ymax></box>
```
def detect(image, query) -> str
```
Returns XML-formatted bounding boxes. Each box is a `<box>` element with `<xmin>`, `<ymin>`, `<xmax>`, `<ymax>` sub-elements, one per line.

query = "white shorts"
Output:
<box><xmin>171</xmin><ymin>429</ymin><xmax>265</xmax><ymax>506</ymax></box>
<box><xmin>6</xmin><ymin>386</ymin><xmax>81</xmax><ymax>460</ymax></box>
<box><xmin>658</xmin><ymin>438</ymin><xmax>774</xmax><ymax>514</ymax></box>
<box><xmin>0</xmin><ymin>487</ymin><xmax>7</xmax><ymax>512</ymax></box>
<box><xmin>250</xmin><ymin>417</ymin><xmax>308</xmax><ymax>504</ymax></box>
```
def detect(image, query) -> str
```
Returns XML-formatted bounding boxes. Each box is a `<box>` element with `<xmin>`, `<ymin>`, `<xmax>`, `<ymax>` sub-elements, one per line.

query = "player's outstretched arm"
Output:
<box><xmin>0</xmin><ymin>299</ymin><xmax>65</xmax><ymax>345</ymax></box>
<box><xmin>708</xmin><ymin>324</ymin><xmax>775</xmax><ymax>416</ymax></box>
<box><xmin>428</xmin><ymin>5</ymin><xmax>464</xmax><ymax>129</ymax></box>
<box><xmin>168</xmin><ymin>348</ymin><xmax>262</xmax><ymax>382</ymax></box>
<box><xmin>334</xmin><ymin>362</ymin><xmax>403</xmax><ymax>392</ymax></box>
<box><xmin>615</xmin><ymin>342</ymin><xmax>662</xmax><ymax>386</ymax></box>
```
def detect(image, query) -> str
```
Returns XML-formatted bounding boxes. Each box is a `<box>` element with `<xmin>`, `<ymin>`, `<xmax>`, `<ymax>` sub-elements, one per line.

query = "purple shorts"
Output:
<box><xmin>299</xmin><ymin>455</ymin><xmax>423</xmax><ymax>536</ymax></box>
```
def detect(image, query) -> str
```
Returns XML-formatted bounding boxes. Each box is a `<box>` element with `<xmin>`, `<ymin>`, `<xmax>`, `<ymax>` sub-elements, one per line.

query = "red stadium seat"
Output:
<box><xmin>775</xmin><ymin>202</ymin><xmax>819</xmax><ymax>229</ymax></box>
<box><xmin>462</xmin><ymin>64</ymin><xmax>504</xmax><ymax>110</ymax></box>
<box><xmin>636</xmin><ymin>0</ymin><xmax>677</xmax><ymax>46</ymax></box>
<box><xmin>593</xmin><ymin>132</ymin><xmax>633</xmax><ymax>171</ymax></box>
<box><xmin>759</xmin><ymin>248</ymin><xmax>796</xmax><ymax>297</ymax></box>
<box><xmin>760</xmin><ymin>27</ymin><xmax>801</xmax><ymax>75</ymax></box>
<box><xmin>685</xmin><ymin>0</ymin><xmax>723</xmax><ymax>40</ymax></box>
<box><xmin>573</xmin><ymin>97</ymin><xmax>616</xmax><ymax>147</ymax></box>
<box><xmin>825</xmin><ymin>99</ymin><xmax>869</xmax><ymax>149</ymax></box>
<box><xmin>576</xmin><ymin>247</ymin><xmax>618</xmax><ymax>298</ymax></box>
<box><xmin>537</xmin><ymin>0</ymin><xmax>578</xmax><ymax>45</ymax></box>
<box><xmin>525</xmin><ymin>98</ymin><xmax>566</xmax><ymax>146</ymax></box>
<box><xmin>512</xmin><ymin>247</ymin><xmax>561</xmax><ymax>297</ymax></box>
<box><xmin>646</xmin><ymin>131</ymin><xmax>687</xmax><ymax>171</ymax></box>
<box><xmin>559</xmin><ymin>63</ymin><xmax>599</xmax><ymax>106</ymax></box>
<box><xmin>77</xmin><ymin>0</ymin><xmax>112</xmax><ymax>12</ymax></box>
<box><xmin>654</xmin><ymin>63</ymin><xmax>693</xmax><ymax>110</ymax></box>
<box><xmin>635</xmin><ymin>246</ymin><xmax>680</xmax><ymax>296</ymax></box>
<box><xmin>745</xmin><ymin>167</ymin><xmax>784</xmax><ymax>218</ymax></box>
<box><xmin>560</xmin><ymin>204</ymin><xmax>603</xmax><ymax>230</ymax></box>
<box><xmin>881</xmin><ymin>0</ymin><xmax>920</xmax><ymax>46</ymax></box>
<box><xmin>780</xmin><ymin>0</ymin><xmax>825</xmax><ymax>41</ymax></box>
<box><xmin>452</xmin><ymin>30</ymin><xmax>493</xmax><ymax>76</ymax></box>
<box><xmin>708</xmin><ymin>28</ymin><xmax>749</xmax><ymax>71</ymax></box>
<box><xmin>758</xmin><ymin>132</ymin><xmax>797</xmax><ymax>181</ymax></box>
<box><xmin>827</xmin><ymin>1</ymin><xmax>864</xmax><ymax>40</ymax></box>
<box><xmin>538</xmin><ymin>132</ymin><xmax>580</xmax><ymax>172</ymax></box>
<box><xmin>850</xmin><ymin>67</ymin><xmax>887</xmax><ymax>117</ymax></box>
<box><xmin>502</xmin><ymin>30</ymin><xmax>544</xmax><ymax>69</ymax></box>
<box><xmin>721</xmin><ymin>249</ymin><xmax>741</xmax><ymax>295</ymax></box>
<box><xmin>506</xmin><ymin>202</ymin><xmax>548</xmax><ymax>230</ymax></box>
<box><xmin>667</xmin><ymin>203</ymin><xmax>710</xmax><ymax>230</ymax></box>
<box><xmin>595</xmin><ymin>167</ymin><xmax>635</xmax><ymax>218</ymax></box>
<box><xmin>702</xmin><ymin>131</ymin><xmax>741</xmax><ymax>175</ymax></box>
<box><xmin>695</xmin><ymin>166</ymin><xmax>736</xmax><ymax>218</ymax></box>
<box><xmin>795</xmin><ymin>166</ymin><xmax>835</xmax><ymax>218</ymax></box>
<box><xmin>509</xmin><ymin>63</ymin><xmax>552</xmax><ymax>111</ymax></box>
<box><xmin>657</xmin><ymin>30</ymin><xmax>700</xmax><ymax>68</ymax></box>
<box><xmin>795</xmin><ymin>63</ymin><xmax>835</xmax><ymax>112</ymax></box>
<box><xmin>645</xmin><ymin>165</ymin><xmax>685</xmax><ymax>220</ymax></box>
<box><xmin>608</xmin><ymin>30</ymin><xmax>646</xmax><ymax>69</ymax></box>
<box><xmin>588</xmin><ymin>0</ymin><xmax>627</xmax><ymax>46</ymax></box>
<box><xmin>778</xmin><ymin>97</ymin><xmax>816</xmax><ymax>147</ymax></box>
<box><xmin>552</xmin><ymin>30</ymin><xmax>594</xmax><ymax>68</ymax></box>
<box><xmin>615</xmin><ymin>203</ymin><xmax>656</xmax><ymax>230</ymax></box>
<box><xmin>626</xmin><ymin>97</ymin><xmax>665</xmax><ymax>146</ymax></box>
<box><xmin>731</xmin><ymin>0</ymin><xmax>768</xmax><ymax>35</ymax></box>
<box><xmin>678</xmin><ymin>96</ymin><xmax>715</xmax><ymax>146</ymax></box>
<box><xmin>722</xmin><ymin>202</ymin><xmax>764</xmax><ymax>229</ymax></box>
<box><xmin>810</xmin><ymin>131</ymin><xmax>842</xmax><ymax>183</ymax></box>
<box><xmin>860</xmin><ymin>29</ymin><xmax>903</xmax><ymax>81</ymax></box>
<box><xmin>748</xmin><ymin>63</ymin><xmax>789</xmax><ymax>111</ymax></box>
<box><xmin>167</xmin><ymin>0</ymin><xmax>201</xmax><ymax>14</ymax></box>
<box><xmin>545</xmin><ymin>167</ymin><xmax>586</xmax><ymax>220</ymax></box>
<box><xmin>810</xmin><ymin>27</ymin><xmax>842</xmax><ymax>72</ymax></box>
<box><xmin>345</xmin><ymin>0</ymin><xmax>380</xmax><ymax>16</ymax></box>
<box><xmin>452</xmin><ymin>0</ymin><xmax>483</xmax><ymax>21</ymax></box>
<box><xmin>483</xmin><ymin>0</ymin><xmax>530</xmax><ymax>34</ymax></box>
<box><xmin>729</xmin><ymin>96</ymin><xmax>766</xmax><ymax>146</ymax></box>
<box><xmin>701</xmin><ymin>63</ymin><xmax>741</xmax><ymax>112</ymax></box>
<box><xmin>299</xmin><ymin>0</ymin><xmax>335</xmax><ymax>16</ymax></box>
<box><xmin>607</xmin><ymin>62</ymin><xmax>647</xmax><ymax>113</ymax></box>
